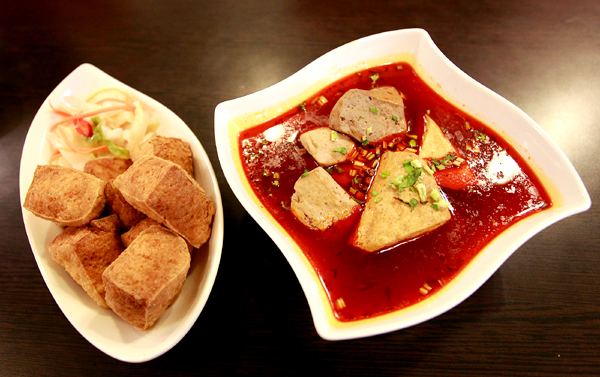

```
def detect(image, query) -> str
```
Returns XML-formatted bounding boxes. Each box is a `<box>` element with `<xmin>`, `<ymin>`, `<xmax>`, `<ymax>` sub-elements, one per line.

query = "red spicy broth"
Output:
<box><xmin>238</xmin><ymin>63</ymin><xmax>551</xmax><ymax>322</ymax></box>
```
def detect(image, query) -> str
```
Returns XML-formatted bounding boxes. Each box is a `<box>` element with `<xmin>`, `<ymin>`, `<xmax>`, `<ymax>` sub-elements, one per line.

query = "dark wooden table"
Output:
<box><xmin>1</xmin><ymin>1</ymin><xmax>598</xmax><ymax>375</ymax></box>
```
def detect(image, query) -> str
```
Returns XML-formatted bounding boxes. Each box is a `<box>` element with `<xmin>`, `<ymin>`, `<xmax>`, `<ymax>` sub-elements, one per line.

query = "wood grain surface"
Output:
<box><xmin>1</xmin><ymin>1</ymin><xmax>598</xmax><ymax>375</ymax></box>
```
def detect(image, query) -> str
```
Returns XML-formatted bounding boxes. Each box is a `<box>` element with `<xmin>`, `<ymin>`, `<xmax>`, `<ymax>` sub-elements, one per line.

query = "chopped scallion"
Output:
<box><xmin>415</xmin><ymin>182</ymin><xmax>427</xmax><ymax>202</ymax></box>
<box><xmin>423</xmin><ymin>164</ymin><xmax>434</xmax><ymax>175</ymax></box>
<box><xmin>370</xmin><ymin>73</ymin><xmax>379</xmax><ymax>84</ymax></box>
<box><xmin>400</xmin><ymin>198</ymin><xmax>418</xmax><ymax>210</ymax></box>
<box><xmin>409</xmin><ymin>198</ymin><xmax>418</xmax><ymax>210</ymax></box>
<box><xmin>410</xmin><ymin>159</ymin><xmax>422</xmax><ymax>169</ymax></box>
<box><xmin>352</xmin><ymin>197</ymin><xmax>366</xmax><ymax>204</ymax></box>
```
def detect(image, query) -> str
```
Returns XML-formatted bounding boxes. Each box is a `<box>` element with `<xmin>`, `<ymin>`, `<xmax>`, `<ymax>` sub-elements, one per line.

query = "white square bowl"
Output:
<box><xmin>215</xmin><ymin>29</ymin><xmax>590</xmax><ymax>340</ymax></box>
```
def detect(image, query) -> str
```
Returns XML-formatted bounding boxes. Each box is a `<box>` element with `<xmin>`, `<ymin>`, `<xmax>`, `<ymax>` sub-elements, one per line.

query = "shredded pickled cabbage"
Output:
<box><xmin>47</xmin><ymin>87</ymin><xmax>159</xmax><ymax>169</ymax></box>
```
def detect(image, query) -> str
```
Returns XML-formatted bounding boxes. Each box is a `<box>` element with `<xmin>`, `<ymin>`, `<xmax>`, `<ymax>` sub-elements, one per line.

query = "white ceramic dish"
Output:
<box><xmin>19</xmin><ymin>63</ymin><xmax>224</xmax><ymax>362</ymax></box>
<box><xmin>215</xmin><ymin>29</ymin><xmax>590</xmax><ymax>340</ymax></box>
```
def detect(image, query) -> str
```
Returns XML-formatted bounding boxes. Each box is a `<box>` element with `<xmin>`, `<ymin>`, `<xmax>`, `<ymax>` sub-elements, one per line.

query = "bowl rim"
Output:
<box><xmin>19</xmin><ymin>63</ymin><xmax>224</xmax><ymax>361</ymax></box>
<box><xmin>215</xmin><ymin>28</ymin><xmax>590</xmax><ymax>340</ymax></box>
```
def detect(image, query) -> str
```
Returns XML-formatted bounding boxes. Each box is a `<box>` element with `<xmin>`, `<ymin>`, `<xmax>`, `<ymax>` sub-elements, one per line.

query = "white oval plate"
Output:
<box><xmin>215</xmin><ymin>29</ymin><xmax>590</xmax><ymax>340</ymax></box>
<box><xmin>19</xmin><ymin>63</ymin><xmax>224</xmax><ymax>362</ymax></box>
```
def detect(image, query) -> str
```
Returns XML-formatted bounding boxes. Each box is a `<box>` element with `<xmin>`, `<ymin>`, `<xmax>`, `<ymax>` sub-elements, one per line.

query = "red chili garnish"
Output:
<box><xmin>355</xmin><ymin>191</ymin><xmax>365</xmax><ymax>201</ymax></box>
<box><xmin>434</xmin><ymin>163</ymin><xmax>477</xmax><ymax>190</ymax></box>
<box><xmin>73</xmin><ymin>118</ymin><xmax>93</xmax><ymax>137</ymax></box>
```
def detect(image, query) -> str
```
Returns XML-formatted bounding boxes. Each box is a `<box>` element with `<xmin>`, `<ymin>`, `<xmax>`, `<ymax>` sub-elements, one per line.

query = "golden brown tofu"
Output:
<box><xmin>84</xmin><ymin>158</ymin><xmax>132</xmax><ymax>181</ymax></box>
<box><xmin>112</xmin><ymin>156</ymin><xmax>215</xmax><ymax>248</ymax></box>
<box><xmin>48</xmin><ymin>215</ymin><xmax>124</xmax><ymax>308</ymax></box>
<box><xmin>130</xmin><ymin>135</ymin><xmax>194</xmax><ymax>177</ymax></box>
<box><xmin>103</xmin><ymin>225</ymin><xmax>190</xmax><ymax>330</ymax></box>
<box><xmin>120</xmin><ymin>217</ymin><xmax>161</xmax><ymax>247</ymax></box>
<box><xmin>23</xmin><ymin>165</ymin><xmax>106</xmax><ymax>227</ymax></box>
<box><xmin>104</xmin><ymin>181</ymin><xmax>146</xmax><ymax>229</ymax></box>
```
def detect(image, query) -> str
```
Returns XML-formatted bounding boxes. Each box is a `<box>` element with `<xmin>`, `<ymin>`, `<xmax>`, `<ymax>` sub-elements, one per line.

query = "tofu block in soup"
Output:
<box><xmin>352</xmin><ymin>151</ymin><xmax>450</xmax><ymax>252</ymax></box>
<box><xmin>238</xmin><ymin>62</ymin><xmax>552</xmax><ymax>322</ymax></box>
<box><xmin>329</xmin><ymin>87</ymin><xmax>407</xmax><ymax>144</ymax></box>
<box><xmin>420</xmin><ymin>115</ymin><xmax>459</xmax><ymax>160</ymax></box>
<box><xmin>290</xmin><ymin>167</ymin><xmax>360</xmax><ymax>230</ymax></box>
<box><xmin>299</xmin><ymin>127</ymin><xmax>355</xmax><ymax>167</ymax></box>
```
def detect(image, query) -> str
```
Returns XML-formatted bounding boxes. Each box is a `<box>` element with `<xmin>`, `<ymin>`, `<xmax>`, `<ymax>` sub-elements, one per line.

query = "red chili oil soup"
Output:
<box><xmin>238</xmin><ymin>62</ymin><xmax>551</xmax><ymax>322</ymax></box>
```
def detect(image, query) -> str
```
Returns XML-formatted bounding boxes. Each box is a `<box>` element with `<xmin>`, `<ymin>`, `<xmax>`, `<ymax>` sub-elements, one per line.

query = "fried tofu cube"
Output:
<box><xmin>23</xmin><ymin>165</ymin><xmax>106</xmax><ymax>227</ymax></box>
<box><xmin>83</xmin><ymin>156</ymin><xmax>145</xmax><ymax>230</ymax></box>
<box><xmin>84</xmin><ymin>158</ymin><xmax>132</xmax><ymax>181</ymax></box>
<box><xmin>130</xmin><ymin>135</ymin><xmax>194</xmax><ymax>177</ymax></box>
<box><xmin>104</xmin><ymin>181</ymin><xmax>146</xmax><ymax>229</ymax></box>
<box><xmin>103</xmin><ymin>225</ymin><xmax>190</xmax><ymax>330</ymax></box>
<box><xmin>48</xmin><ymin>215</ymin><xmax>124</xmax><ymax>308</ymax></box>
<box><xmin>120</xmin><ymin>217</ymin><xmax>162</xmax><ymax>247</ymax></box>
<box><xmin>112</xmin><ymin>156</ymin><xmax>215</xmax><ymax>248</ymax></box>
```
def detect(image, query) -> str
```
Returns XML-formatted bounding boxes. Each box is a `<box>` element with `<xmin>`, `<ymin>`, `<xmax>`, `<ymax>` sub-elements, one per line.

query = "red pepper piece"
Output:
<box><xmin>434</xmin><ymin>163</ymin><xmax>477</xmax><ymax>190</ymax></box>
<box><xmin>73</xmin><ymin>118</ymin><xmax>93</xmax><ymax>137</ymax></box>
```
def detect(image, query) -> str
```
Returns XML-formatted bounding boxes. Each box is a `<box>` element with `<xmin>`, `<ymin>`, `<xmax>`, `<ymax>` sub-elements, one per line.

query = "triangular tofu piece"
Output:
<box><xmin>420</xmin><ymin>114</ymin><xmax>457</xmax><ymax>159</ymax></box>
<box><xmin>351</xmin><ymin>151</ymin><xmax>451</xmax><ymax>252</ymax></box>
